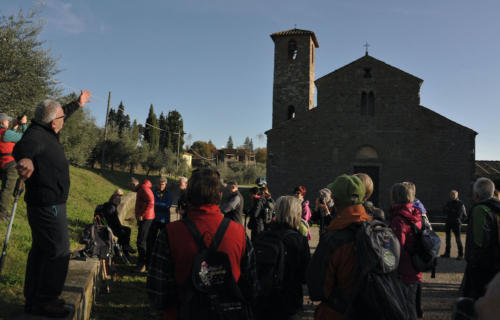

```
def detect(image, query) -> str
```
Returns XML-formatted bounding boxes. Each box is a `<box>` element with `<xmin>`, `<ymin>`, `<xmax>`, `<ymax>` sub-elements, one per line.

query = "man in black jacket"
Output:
<box><xmin>442</xmin><ymin>190</ymin><xmax>467</xmax><ymax>259</ymax></box>
<box><xmin>220</xmin><ymin>181</ymin><xmax>244</xmax><ymax>225</ymax></box>
<box><xmin>13</xmin><ymin>90</ymin><xmax>91</xmax><ymax>317</ymax></box>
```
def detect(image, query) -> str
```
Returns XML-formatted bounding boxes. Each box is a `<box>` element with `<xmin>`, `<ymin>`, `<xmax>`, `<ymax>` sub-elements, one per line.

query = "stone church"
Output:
<box><xmin>265</xmin><ymin>28</ymin><xmax>477</xmax><ymax>217</ymax></box>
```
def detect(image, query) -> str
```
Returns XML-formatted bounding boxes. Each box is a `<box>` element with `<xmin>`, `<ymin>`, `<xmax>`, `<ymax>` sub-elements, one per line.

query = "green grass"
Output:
<box><xmin>0</xmin><ymin>166</ymin><xmax>165</xmax><ymax>319</ymax></box>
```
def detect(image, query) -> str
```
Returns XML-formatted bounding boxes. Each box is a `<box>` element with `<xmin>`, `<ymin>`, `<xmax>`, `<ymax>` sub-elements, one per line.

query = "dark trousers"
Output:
<box><xmin>445</xmin><ymin>223</ymin><xmax>463</xmax><ymax>256</ymax></box>
<box><xmin>147</xmin><ymin>221</ymin><xmax>166</xmax><ymax>265</ymax></box>
<box><xmin>137</xmin><ymin>219</ymin><xmax>153</xmax><ymax>266</ymax></box>
<box><xmin>24</xmin><ymin>204</ymin><xmax>70</xmax><ymax>306</ymax></box>
<box><xmin>402</xmin><ymin>282</ymin><xmax>418</xmax><ymax>320</ymax></box>
<box><xmin>463</xmin><ymin>264</ymin><xmax>499</xmax><ymax>300</ymax></box>
<box><xmin>0</xmin><ymin>163</ymin><xmax>17</xmax><ymax>220</ymax></box>
<box><xmin>111</xmin><ymin>225</ymin><xmax>131</xmax><ymax>247</ymax></box>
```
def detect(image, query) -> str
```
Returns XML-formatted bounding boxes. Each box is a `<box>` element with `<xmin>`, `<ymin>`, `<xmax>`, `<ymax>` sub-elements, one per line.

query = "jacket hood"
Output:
<box><xmin>479</xmin><ymin>197</ymin><xmax>500</xmax><ymax>213</ymax></box>
<box><xmin>391</xmin><ymin>203</ymin><xmax>422</xmax><ymax>224</ymax></box>
<box><xmin>413</xmin><ymin>199</ymin><xmax>427</xmax><ymax>215</ymax></box>
<box><xmin>328</xmin><ymin>204</ymin><xmax>371</xmax><ymax>231</ymax></box>
<box><xmin>142</xmin><ymin>180</ymin><xmax>152</xmax><ymax>189</ymax></box>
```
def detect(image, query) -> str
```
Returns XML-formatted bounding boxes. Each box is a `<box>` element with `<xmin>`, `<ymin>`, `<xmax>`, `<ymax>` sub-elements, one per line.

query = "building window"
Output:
<box><xmin>288</xmin><ymin>40</ymin><xmax>298</xmax><ymax>61</ymax></box>
<box><xmin>368</xmin><ymin>91</ymin><xmax>375</xmax><ymax>115</ymax></box>
<box><xmin>288</xmin><ymin>105</ymin><xmax>296</xmax><ymax>119</ymax></box>
<box><xmin>364</xmin><ymin>68</ymin><xmax>372</xmax><ymax>78</ymax></box>
<box><xmin>361</xmin><ymin>92</ymin><xmax>367</xmax><ymax>115</ymax></box>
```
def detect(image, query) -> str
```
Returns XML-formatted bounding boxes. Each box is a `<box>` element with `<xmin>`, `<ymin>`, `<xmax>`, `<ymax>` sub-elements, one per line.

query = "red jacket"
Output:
<box><xmin>164</xmin><ymin>204</ymin><xmax>247</xmax><ymax>319</ymax></box>
<box><xmin>389</xmin><ymin>203</ymin><xmax>423</xmax><ymax>284</ymax></box>
<box><xmin>135</xmin><ymin>180</ymin><xmax>155</xmax><ymax>220</ymax></box>
<box><xmin>0</xmin><ymin>128</ymin><xmax>15</xmax><ymax>168</ymax></box>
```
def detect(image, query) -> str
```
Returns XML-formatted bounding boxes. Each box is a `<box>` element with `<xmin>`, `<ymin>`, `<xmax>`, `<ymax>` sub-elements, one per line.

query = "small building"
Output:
<box><xmin>215</xmin><ymin>149</ymin><xmax>256</xmax><ymax>167</ymax></box>
<box><xmin>190</xmin><ymin>148</ymin><xmax>256</xmax><ymax>168</ymax></box>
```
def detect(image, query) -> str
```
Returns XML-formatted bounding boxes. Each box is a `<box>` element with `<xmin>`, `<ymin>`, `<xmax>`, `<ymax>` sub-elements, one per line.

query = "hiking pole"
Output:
<box><xmin>0</xmin><ymin>178</ymin><xmax>25</xmax><ymax>275</ymax></box>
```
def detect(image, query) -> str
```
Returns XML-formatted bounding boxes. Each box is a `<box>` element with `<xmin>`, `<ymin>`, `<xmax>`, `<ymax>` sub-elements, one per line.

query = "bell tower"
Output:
<box><xmin>270</xmin><ymin>29</ymin><xmax>318</xmax><ymax>128</ymax></box>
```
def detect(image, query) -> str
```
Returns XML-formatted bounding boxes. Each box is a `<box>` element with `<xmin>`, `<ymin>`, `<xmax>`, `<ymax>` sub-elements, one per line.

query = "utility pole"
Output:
<box><xmin>101</xmin><ymin>91</ymin><xmax>111</xmax><ymax>170</ymax></box>
<box><xmin>176</xmin><ymin>128</ymin><xmax>181</xmax><ymax>172</ymax></box>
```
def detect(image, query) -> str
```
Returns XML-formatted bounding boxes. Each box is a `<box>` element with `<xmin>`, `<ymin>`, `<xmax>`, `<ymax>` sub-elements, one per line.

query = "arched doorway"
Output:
<box><xmin>353</xmin><ymin>145</ymin><xmax>380</xmax><ymax>206</ymax></box>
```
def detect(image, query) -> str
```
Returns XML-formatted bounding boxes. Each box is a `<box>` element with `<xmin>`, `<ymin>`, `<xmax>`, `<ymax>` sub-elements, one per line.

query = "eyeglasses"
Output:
<box><xmin>54</xmin><ymin>114</ymin><xmax>65</xmax><ymax>120</ymax></box>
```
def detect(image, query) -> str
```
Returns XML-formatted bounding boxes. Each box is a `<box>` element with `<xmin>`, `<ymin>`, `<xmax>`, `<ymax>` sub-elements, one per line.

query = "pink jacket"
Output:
<box><xmin>135</xmin><ymin>180</ymin><xmax>155</xmax><ymax>220</ymax></box>
<box><xmin>389</xmin><ymin>203</ymin><xmax>423</xmax><ymax>284</ymax></box>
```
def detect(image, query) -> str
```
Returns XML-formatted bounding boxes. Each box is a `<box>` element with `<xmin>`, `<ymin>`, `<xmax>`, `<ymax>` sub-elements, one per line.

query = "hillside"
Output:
<box><xmin>0</xmin><ymin>167</ymin><xmax>156</xmax><ymax>318</ymax></box>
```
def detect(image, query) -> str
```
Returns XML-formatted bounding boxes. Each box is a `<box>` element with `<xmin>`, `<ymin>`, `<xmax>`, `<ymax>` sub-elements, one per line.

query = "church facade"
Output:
<box><xmin>265</xmin><ymin>29</ymin><xmax>477</xmax><ymax>217</ymax></box>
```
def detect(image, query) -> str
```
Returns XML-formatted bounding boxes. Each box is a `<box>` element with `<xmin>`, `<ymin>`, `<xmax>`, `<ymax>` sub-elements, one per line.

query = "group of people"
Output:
<box><xmin>143</xmin><ymin>170</ymin><xmax>500</xmax><ymax>320</ymax></box>
<box><xmin>2</xmin><ymin>90</ymin><xmax>499</xmax><ymax>319</ymax></box>
<box><xmin>125</xmin><ymin>176</ymin><xmax>187</xmax><ymax>273</ymax></box>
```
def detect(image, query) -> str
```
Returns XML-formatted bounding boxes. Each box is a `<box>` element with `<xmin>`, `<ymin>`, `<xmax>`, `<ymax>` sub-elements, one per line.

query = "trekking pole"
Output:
<box><xmin>0</xmin><ymin>178</ymin><xmax>25</xmax><ymax>275</ymax></box>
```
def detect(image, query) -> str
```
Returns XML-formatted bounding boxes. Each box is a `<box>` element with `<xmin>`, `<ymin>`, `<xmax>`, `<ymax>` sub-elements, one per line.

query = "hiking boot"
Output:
<box><xmin>32</xmin><ymin>301</ymin><xmax>70</xmax><ymax>318</ymax></box>
<box><xmin>440</xmin><ymin>253</ymin><xmax>450</xmax><ymax>258</ymax></box>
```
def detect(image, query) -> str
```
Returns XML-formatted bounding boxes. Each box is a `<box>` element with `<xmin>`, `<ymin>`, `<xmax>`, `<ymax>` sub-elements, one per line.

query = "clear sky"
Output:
<box><xmin>4</xmin><ymin>0</ymin><xmax>500</xmax><ymax>159</ymax></box>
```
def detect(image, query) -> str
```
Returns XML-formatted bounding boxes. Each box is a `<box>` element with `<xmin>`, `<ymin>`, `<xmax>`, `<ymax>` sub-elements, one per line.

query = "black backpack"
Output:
<box><xmin>401</xmin><ymin>216</ymin><xmax>441</xmax><ymax>272</ymax></box>
<box><xmin>79</xmin><ymin>222</ymin><xmax>114</xmax><ymax>260</ymax></box>
<box><xmin>307</xmin><ymin>219</ymin><xmax>412</xmax><ymax>320</ymax></box>
<box><xmin>253</xmin><ymin>228</ymin><xmax>296</xmax><ymax>296</ymax></box>
<box><xmin>179</xmin><ymin>218</ymin><xmax>251</xmax><ymax>320</ymax></box>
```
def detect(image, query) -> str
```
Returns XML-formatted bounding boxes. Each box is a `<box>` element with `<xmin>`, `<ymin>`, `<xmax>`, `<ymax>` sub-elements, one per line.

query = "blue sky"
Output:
<box><xmin>3</xmin><ymin>0</ymin><xmax>500</xmax><ymax>159</ymax></box>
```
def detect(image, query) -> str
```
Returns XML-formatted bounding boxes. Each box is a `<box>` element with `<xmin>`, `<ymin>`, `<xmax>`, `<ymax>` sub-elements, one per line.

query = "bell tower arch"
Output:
<box><xmin>270</xmin><ymin>29</ymin><xmax>319</xmax><ymax>128</ymax></box>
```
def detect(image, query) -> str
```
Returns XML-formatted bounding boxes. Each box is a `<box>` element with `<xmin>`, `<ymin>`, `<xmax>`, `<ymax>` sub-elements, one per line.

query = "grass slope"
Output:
<box><xmin>0</xmin><ymin>167</ymin><xmax>161</xmax><ymax>318</ymax></box>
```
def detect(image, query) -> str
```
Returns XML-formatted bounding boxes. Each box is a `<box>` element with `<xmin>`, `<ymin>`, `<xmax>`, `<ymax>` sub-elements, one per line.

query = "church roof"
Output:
<box><xmin>270</xmin><ymin>28</ymin><xmax>319</xmax><ymax>48</ymax></box>
<box><xmin>316</xmin><ymin>54</ymin><xmax>422</xmax><ymax>84</ymax></box>
<box><xmin>475</xmin><ymin>161</ymin><xmax>500</xmax><ymax>183</ymax></box>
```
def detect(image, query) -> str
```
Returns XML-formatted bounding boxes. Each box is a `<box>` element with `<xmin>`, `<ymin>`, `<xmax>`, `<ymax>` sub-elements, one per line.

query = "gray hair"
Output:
<box><xmin>34</xmin><ymin>99</ymin><xmax>61</xmax><ymax>125</ymax></box>
<box><xmin>473</xmin><ymin>177</ymin><xmax>495</xmax><ymax>201</ymax></box>
<box><xmin>319</xmin><ymin>188</ymin><xmax>332</xmax><ymax>200</ymax></box>
<box><xmin>275</xmin><ymin>195</ymin><xmax>302</xmax><ymax>229</ymax></box>
<box><xmin>178</xmin><ymin>176</ymin><xmax>187</xmax><ymax>184</ymax></box>
<box><xmin>391</xmin><ymin>182</ymin><xmax>415</xmax><ymax>205</ymax></box>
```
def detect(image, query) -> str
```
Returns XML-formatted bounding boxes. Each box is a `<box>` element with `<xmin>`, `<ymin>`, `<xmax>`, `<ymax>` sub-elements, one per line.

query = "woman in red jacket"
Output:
<box><xmin>389</xmin><ymin>182</ymin><xmax>422</xmax><ymax>320</ymax></box>
<box><xmin>135</xmin><ymin>179</ymin><xmax>155</xmax><ymax>272</ymax></box>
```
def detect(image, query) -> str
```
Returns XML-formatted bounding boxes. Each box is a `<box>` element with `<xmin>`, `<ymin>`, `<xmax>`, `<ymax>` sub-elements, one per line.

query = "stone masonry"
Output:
<box><xmin>266</xmin><ymin>28</ymin><xmax>477</xmax><ymax>218</ymax></box>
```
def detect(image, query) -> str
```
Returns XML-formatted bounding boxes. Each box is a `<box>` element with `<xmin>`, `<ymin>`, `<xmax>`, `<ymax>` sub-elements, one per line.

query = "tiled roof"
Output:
<box><xmin>475</xmin><ymin>161</ymin><xmax>500</xmax><ymax>184</ymax></box>
<box><xmin>270</xmin><ymin>28</ymin><xmax>319</xmax><ymax>48</ymax></box>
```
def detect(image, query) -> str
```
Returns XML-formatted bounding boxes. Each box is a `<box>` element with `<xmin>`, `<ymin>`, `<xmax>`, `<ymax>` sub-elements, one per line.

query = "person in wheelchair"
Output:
<box><xmin>95</xmin><ymin>189</ymin><xmax>136</xmax><ymax>255</ymax></box>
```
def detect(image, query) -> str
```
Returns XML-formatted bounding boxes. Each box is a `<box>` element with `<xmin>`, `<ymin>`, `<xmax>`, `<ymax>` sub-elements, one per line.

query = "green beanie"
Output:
<box><xmin>327</xmin><ymin>174</ymin><xmax>366</xmax><ymax>207</ymax></box>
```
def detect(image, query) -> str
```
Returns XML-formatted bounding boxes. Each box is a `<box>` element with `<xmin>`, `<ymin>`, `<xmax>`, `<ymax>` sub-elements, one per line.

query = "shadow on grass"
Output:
<box><xmin>86</xmin><ymin>168</ymin><xmax>175</xmax><ymax>192</ymax></box>
<box><xmin>92</xmin><ymin>263</ymin><xmax>157</xmax><ymax>319</ymax></box>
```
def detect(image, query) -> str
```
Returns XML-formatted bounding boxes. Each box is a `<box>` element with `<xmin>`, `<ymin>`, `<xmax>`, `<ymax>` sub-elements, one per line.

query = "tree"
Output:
<box><xmin>158</xmin><ymin>112</ymin><xmax>167</xmax><ymax>150</ymax></box>
<box><xmin>58</xmin><ymin>93</ymin><xmax>101</xmax><ymax>167</ymax></box>
<box><xmin>242</xmin><ymin>137</ymin><xmax>254</xmax><ymax>151</ymax></box>
<box><xmin>0</xmin><ymin>9</ymin><xmax>60</xmax><ymax>116</ymax></box>
<box><xmin>144</xmin><ymin>104</ymin><xmax>159</xmax><ymax>150</ymax></box>
<box><xmin>166</xmin><ymin>110</ymin><xmax>184</xmax><ymax>153</ymax></box>
<box><xmin>226</xmin><ymin>136</ymin><xmax>234</xmax><ymax>149</ymax></box>
<box><xmin>190</xmin><ymin>141</ymin><xmax>216</xmax><ymax>158</ymax></box>
<box><xmin>255</xmin><ymin>148</ymin><xmax>267</xmax><ymax>163</ymax></box>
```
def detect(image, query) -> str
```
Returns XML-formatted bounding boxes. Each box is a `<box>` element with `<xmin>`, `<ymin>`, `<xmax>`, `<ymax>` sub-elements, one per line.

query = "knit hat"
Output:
<box><xmin>0</xmin><ymin>113</ymin><xmax>12</xmax><ymax>123</ymax></box>
<box><xmin>327</xmin><ymin>174</ymin><xmax>365</xmax><ymax>207</ymax></box>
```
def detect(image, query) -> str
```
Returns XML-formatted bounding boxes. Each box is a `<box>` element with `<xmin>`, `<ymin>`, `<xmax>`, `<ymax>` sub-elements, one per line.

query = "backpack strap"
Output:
<box><xmin>182</xmin><ymin>218</ymin><xmax>206</xmax><ymax>250</ymax></box>
<box><xmin>211</xmin><ymin>218</ymin><xmax>231</xmax><ymax>250</ymax></box>
<box><xmin>182</xmin><ymin>218</ymin><xmax>231</xmax><ymax>251</ymax></box>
